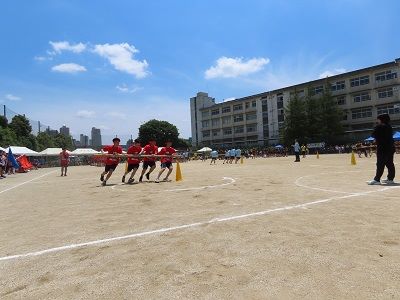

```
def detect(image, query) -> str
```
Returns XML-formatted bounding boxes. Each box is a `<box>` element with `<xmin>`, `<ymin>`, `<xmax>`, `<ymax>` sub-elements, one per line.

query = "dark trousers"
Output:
<box><xmin>374</xmin><ymin>151</ymin><xmax>395</xmax><ymax>181</ymax></box>
<box><xmin>295</xmin><ymin>151</ymin><xmax>300</xmax><ymax>162</ymax></box>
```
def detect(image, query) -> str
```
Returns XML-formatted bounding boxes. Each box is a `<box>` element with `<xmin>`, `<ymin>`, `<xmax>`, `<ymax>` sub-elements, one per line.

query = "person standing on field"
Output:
<box><xmin>294</xmin><ymin>139</ymin><xmax>300</xmax><ymax>162</ymax></box>
<box><xmin>367</xmin><ymin>114</ymin><xmax>396</xmax><ymax>185</ymax></box>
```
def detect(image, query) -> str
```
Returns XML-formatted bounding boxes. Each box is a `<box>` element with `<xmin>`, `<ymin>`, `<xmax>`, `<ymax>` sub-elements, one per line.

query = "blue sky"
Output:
<box><xmin>1</xmin><ymin>0</ymin><xmax>399</xmax><ymax>141</ymax></box>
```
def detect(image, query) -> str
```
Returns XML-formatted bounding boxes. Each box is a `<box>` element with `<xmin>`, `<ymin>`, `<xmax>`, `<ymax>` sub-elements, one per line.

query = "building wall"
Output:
<box><xmin>190</xmin><ymin>59</ymin><xmax>400</xmax><ymax>147</ymax></box>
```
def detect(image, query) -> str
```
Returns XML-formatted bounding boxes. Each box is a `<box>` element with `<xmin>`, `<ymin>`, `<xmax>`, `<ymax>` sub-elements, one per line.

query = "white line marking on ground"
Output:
<box><xmin>295</xmin><ymin>171</ymin><xmax>363</xmax><ymax>194</ymax></box>
<box><xmin>0</xmin><ymin>170</ymin><xmax>57</xmax><ymax>195</ymax></box>
<box><xmin>110</xmin><ymin>177</ymin><xmax>236</xmax><ymax>192</ymax></box>
<box><xmin>1</xmin><ymin>184</ymin><xmax>399</xmax><ymax>262</ymax></box>
<box><xmin>165</xmin><ymin>177</ymin><xmax>236</xmax><ymax>192</ymax></box>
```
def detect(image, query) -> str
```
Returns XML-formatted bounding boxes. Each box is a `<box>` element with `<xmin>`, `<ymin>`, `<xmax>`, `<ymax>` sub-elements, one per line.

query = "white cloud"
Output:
<box><xmin>93</xmin><ymin>43</ymin><xmax>149</xmax><ymax>78</ymax></box>
<box><xmin>205</xmin><ymin>56</ymin><xmax>269</xmax><ymax>79</ymax></box>
<box><xmin>319</xmin><ymin>68</ymin><xmax>346</xmax><ymax>79</ymax></box>
<box><xmin>106</xmin><ymin>112</ymin><xmax>127</xmax><ymax>120</ymax></box>
<box><xmin>52</xmin><ymin>63</ymin><xmax>87</xmax><ymax>73</ymax></box>
<box><xmin>49</xmin><ymin>41</ymin><xmax>86</xmax><ymax>54</ymax></box>
<box><xmin>34</xmin><ymin>56</ymin><xmax>52</xmax><ymax>62</ymax></box>
<box><xmin>5</xmin><ymin>94</ymin><xmax>21</xmax><ymax>101</ymax></box>
<box><xmin>97</xmin><ymin>125</ymin><xmax>110</xmax><ymax>130</ymax></box>
<box><xmin>116</xmin><ymin>84</ymin><xmax>142</xmax><ymax>93</ymax></box>
<box><xmin>76</xmin><ymin>110</ymin><xmax>96</xmax><ymax>118</ymax></box>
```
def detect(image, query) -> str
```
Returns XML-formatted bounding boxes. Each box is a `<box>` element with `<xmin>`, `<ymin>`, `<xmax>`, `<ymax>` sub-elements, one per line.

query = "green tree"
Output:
<box><xmin>283</xmin><ymin>92</ymin><xmax>308</xmax><ymax>145</ymax></box>
<box><xmin>139</xmin><ymin>119</ymin><xmax>180</xmax><ymax>146</ymax></box>
<box><xmin>0</xmin><ymin>127</ymin><xmax>17</xmax><ymax>147</ymax></box>
<box><xmin>9</xmin><ymin>115</ymin><xmax>32</xmax><ymax>137</ymax></box>
<box><xmin>36</xmin><ymin>132</ymin><xmax>55</xmax><ymax>151</ymax></box>
<box><xmin>305</xmin><ymin>95</ymin><xmax>323</xmax><ymax>142</ymax></box>
<box><xmin>54</xmin><ymin>133</ymin><xmax>74</xmax><ymax>150</ymax></box>
<box><xmin>319</xmin><ymin>85</ymin><xmax>344</xmax><ymax>144</ymax></box>
<box><xmin>0</xmin><ymin>115</ymin><xmax>8</xmax><ymax>128</ymax></box>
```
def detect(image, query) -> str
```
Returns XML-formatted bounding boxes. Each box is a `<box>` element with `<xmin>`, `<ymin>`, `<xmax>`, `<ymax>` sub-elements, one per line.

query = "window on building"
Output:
<box><xmin>211</xmin><ymin>109</ymin><xmax>220</xmax><ymax>116</ymax></box>
<box><xmin>222</xmin><ymin>116</ymin><xmax>231</xmax><ymax>125</ymax></box>
<box><xmin>201</xmin><ymin>110</ymin><xmax>209</xmax><ymax>118</ymax></box>
<box><xmin>222</xmin><ymin>106</ymin><xmax>231</xmax><ymax>113</ymax></box>
<box><xmin>331</xmin><ymin>80</ymin><xmax>345</xmax><ymax>91</ymax></box>
<box><xmin>234</xmin><ymin>126</ymin><xmax>244</xmax><ymax>134</ymax></box>
<box><xmin>377</xmin><ymin>104</ymin><xmax>400</xmax><ymax>116</ymax></box>
<box><xmin>247</xmin><ymin>124</ymin><xmax>257</xmax><ymax>133</ymax></box>
<box><xmin>337</xmin><ymin>95</ymin><xmax>346</xmax><ymax>105</ymax></box>
<box><xmin>353</xmin><ymin>92</ymin><xmax>371</xmax><ymax>103</ymax></box>
<box><xmin>223</xmin><ymin>128</ymin><xmax>232</xmax><ymax>135</ymax></box>
<box><xmin>343</xmin><ymin>114</ymin><xmax>348</xmax><ymax>121</ymax></box>
<box><xmin>245</xmin><ymin>102</ymin><xmax>250</xmax><ymax>109</ymax></box>
<box><xmin>251</xmin><ymin>101</ymin><xmax>257</xmax><ymax>107</ymax></box>
<box><xmin>350</xmin><ymin>75</ymin><xmax>370</xmax><ymax>87</ymax></box>
<box><xmin>262</xmin><ymin>112</ymin><xmax>268</xmax><ymax>124</ymax></box>
<box><xmin>378</xmin><ymin>87</ymin><xmax>394</xmax><ymax>99</ymax></box>
<box><xmin>351</xmin><ymin>107</ymin><xmax>372</xmax><ymax>119</ymax></box>
<box><xmin>202</xmin><ymin>130</ymin><xmax>210</xmax><ymax>137</ymax></box>
<box><xmin>310</xmin><ymin>85</ymin><xmax>324</xmax><ymax>96</ymax></box>
<box><xmin>262</xmin><ymin>100</ymin><xmax>268</xmax><ymax>112</ymax></box>
<box><xmin>375</xmin><ymin>70</ymin><xmax>398</xmax><ymax>81</ymax></box>
<box><xmin>202</xmin><ymin>120</ymin><xmax>209</xmax><ymax>128</ymax></box>
<box><xmin>233</xmin><ymin>104</ymin><xmax>243</xmax><ymax>111</ymax></box>
<box><xmin>211</xmin><ymin>119</ymin><xmax>220</xmax><ymax>127</ymax></box>
<box><xmin>212</xmin><ymin>129</ymin><xmax>220</xmax><ymax>137</ymax></box>
<box><xmin>233</xmin><ymin>114</ymin><xmax>244</xmax><ymax>122</ymax></box>
<box><xmin>246</xmin><ymin>113</ymin><xmax>257</xmax><ymax>121</ymax></box>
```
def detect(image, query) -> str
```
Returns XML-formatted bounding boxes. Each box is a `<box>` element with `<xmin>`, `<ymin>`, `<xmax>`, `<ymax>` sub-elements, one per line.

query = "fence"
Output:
<box><xmin>1</xmin><ymin>105</ymin><xmax>56</xmax><ymax>135</ymax></box>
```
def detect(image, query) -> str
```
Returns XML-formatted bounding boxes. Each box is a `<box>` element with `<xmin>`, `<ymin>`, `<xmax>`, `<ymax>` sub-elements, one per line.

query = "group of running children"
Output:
<box><xmin>98</xmin><ymin>137</ymin><xmax>177</xmax><ymax>186</ymax></box>
<box><xmin>209</xmin><ymin>148</ymin><xmax>242</xmax><ymax>165</ymax></box>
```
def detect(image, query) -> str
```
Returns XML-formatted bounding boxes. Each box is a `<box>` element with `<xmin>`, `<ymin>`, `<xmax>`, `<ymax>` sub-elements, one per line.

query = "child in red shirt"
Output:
<box><xmin>139</xmin><ymin>138</ymin><xmax>158</xmax><ymax>182</ymax></box>
<box><xmin>59</xmin><ymin>148</ymin><xmax>70</xmax><ymax>176</ymax></box>
<box><xmin>155</xmin><ymin>140</ymin><xmax>177</xmax><ymax>183</ymax></box>
<box><xmin>100</xmin><ymin>137</ymin><xmax>123</xmax><ymax>186</ymax></box>
<box><xmin>122</xmin><ymin>139</ymin><xmax>142</xmax><ymax>184</ymax></box>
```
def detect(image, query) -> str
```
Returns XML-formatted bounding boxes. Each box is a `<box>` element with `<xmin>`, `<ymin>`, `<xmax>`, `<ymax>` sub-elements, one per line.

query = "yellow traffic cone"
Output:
<box><xmin>316</xmin><ymin>151</ymin><xmax>320</xmax><ymax>159</ymax></box>
<box><xmin>351</xmin><ymin>151</ymin><xmax>357</xmax><ymax>165</ymax></box>
<box><xmin>240</xmin><ymin>157</ymin><xmax>244</xmax><ymax>164</ymax></box>
<box><xmin>176</xmin><ymin>161</ymin><xmax>183</xmax><ymax>181</ymax></box>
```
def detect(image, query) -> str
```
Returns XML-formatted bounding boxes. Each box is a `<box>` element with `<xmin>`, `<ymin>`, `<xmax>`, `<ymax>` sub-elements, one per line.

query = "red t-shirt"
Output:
<box><xmin>127</xmin><ymin>145</ymin><xmax>142</xmax><ymax>164</ymax></box>
<box><xmin>60</xmin><ymin>151</ymin><xmax>69</xmax><ymax>162</ymax></box>
<box><xmin>142</xmin><ymin>144</ymin><xmax>158</xmax><ymax>162</ymax></box>
<box><xmin>158</xmin><ymin>147</ymin><xmax>176</xmax><ymax>163</ymax></box>
<box><xmin>103</xmin><ymin>145</ymin><xmax>123</xmax><ymax>165</ymax></box>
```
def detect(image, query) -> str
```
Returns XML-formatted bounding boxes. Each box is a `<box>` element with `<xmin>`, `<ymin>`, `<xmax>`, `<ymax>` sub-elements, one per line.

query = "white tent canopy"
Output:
<box><xmin>0</xmin><ymin>146</ymin><xmax>5</xmax><ymax>152</ymax></box>
<box><xmin>197</xmin><ymin>147</ymin><xmax>212</xmax><ymax>153</ymax></box>
<box><xmin>71</xmin><ymin>148</ymin><xmax>100</xmax><ymax>155</ymax></box>
<box><xmin>39</xmin><ymin>148</ymin><xmax>72</xmax><ymax>156</ymax></box>
<box><xmin>5</xmin><ymin>146</ymin><xmax>40</xmax><ymax>156</ymax></box>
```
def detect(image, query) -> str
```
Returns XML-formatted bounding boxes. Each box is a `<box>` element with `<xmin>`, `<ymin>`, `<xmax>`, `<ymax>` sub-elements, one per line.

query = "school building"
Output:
<box><xmin>190</xmin><ymin>58</ymin><xmax>400</xmax><ymax>148</ymax></box>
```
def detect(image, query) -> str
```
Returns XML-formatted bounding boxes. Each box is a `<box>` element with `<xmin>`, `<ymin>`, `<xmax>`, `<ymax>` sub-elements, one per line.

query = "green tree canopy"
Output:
<box><xmin>283</xmin><ymin>92</ymin><xmax>308</xmax><ymax>145</ymax></box>
<box><xmin>9</xmin><ymin>115</ymin><xmax>32</xmax><ymax>137</ymax></box>
<box><xmin>0</xmin><ymin>127</ymin><xmax>17</xmax><ymax>147</ymax></box>
<box><xmin>138</xmin><ymin>119</ymin><xmax>181</xmax><ymax>147</ymax></box>
<box><xmin>36</xmin><ymin>132</ymin><xmax>55</xmax><ymax>151</ymax></box>
<box><xmin>0</xmin><ymin>115</ymin><xmax>8</xmax><ymax>128</ymax></box>
<box><xmin>53</xmin><ymin>133</ymin><xmax>73</xmax><ymax>150</ymax></box>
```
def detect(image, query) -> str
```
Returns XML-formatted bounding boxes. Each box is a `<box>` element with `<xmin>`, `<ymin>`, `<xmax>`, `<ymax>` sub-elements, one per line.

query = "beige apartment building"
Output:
<box><xmin>190</xmin><ymin>58</ymin><xmax>400</xmax><ymax>147</ymax></box>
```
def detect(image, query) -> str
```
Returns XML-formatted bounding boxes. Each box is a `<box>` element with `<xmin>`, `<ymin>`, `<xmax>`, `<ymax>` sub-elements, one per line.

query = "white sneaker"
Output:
<box><xmin>155</xmin><ymin>179</ymin><xmax>160</xmax><ymax>183</ymax></box>
<box><xmin>367</xmin><ymin>180</ymin><xmax>381</xmax><ymax>185</ymax></box>
<box><xmin>381</xmin><ymin>179</ymin><xmax>395</xmax><ymax>185</ymax></box>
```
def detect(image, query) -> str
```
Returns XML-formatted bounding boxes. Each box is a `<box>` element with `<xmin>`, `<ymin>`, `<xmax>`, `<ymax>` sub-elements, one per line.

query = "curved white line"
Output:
<box><xmin>110</xmin><ymin>177</ymin><xmax>236</xmax><ymax>192</ymax></box>
<box><xmin>1</xmin><ymin>184</ymin><xmax>399</xmax><ymax>262</ymax></box>
<box><xmin>295</xmin><ymin>171</ymin><xmax>362</xmax><ymax>194</ymax></box>
<box><xmin>165</xmin><ymin>177</ymin><xmax>235</xmax><ymax>192</ymax></box>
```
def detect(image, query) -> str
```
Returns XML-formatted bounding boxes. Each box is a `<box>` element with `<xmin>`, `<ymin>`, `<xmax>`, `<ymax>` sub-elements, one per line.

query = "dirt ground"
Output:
<box><xmin>0</xmin><ymin>154</ymin><xmax>399</xmax><ymax>299</ymax></box>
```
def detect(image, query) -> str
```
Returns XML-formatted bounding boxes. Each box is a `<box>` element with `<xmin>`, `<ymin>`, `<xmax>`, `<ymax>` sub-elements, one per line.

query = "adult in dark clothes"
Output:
<box><xmin>367</xmin><ymin>114</ymin><xmax>396</xmax><ymax>185</ymax></box>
